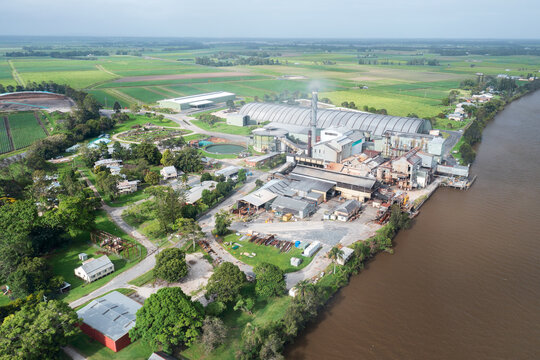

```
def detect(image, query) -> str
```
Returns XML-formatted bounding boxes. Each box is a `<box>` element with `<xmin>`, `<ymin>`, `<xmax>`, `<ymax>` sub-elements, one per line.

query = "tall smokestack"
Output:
<box><xmin>310</xmin><ymin>90</ymin><xmax>318</xmax><ymax>156</ymax></box>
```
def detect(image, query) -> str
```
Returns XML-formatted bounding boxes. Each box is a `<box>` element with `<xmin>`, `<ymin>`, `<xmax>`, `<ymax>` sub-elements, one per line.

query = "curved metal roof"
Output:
<box><xmin>239</xmin><ymin>103</ymin><xmax>431</xmax><ymax>136</ymax></box>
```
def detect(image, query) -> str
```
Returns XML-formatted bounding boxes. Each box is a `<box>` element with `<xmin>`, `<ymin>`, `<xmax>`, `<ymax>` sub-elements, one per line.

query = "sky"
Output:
<box><xmin>1</xmin><ymin>0</ymin><xmax>539</xmax><ymax>39</ymax></box>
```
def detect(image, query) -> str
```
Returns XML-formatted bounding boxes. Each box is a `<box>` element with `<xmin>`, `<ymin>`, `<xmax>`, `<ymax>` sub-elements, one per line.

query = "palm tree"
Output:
<box><xmin>294</xmin><ymin>280</ymin><xmax>311</xmax><ymax>298</ymax></box>
<box><xmin>328</xmin><ymin>247</ymin><xmax>344</xmax><ymax>274</ymax></box>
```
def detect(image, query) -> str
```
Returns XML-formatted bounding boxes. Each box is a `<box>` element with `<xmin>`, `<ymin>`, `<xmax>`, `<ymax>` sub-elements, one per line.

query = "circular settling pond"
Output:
<box><xmin>205</xmin><ymin>144</ymin><xmax>246</xmax><ymax>154</ymax></box>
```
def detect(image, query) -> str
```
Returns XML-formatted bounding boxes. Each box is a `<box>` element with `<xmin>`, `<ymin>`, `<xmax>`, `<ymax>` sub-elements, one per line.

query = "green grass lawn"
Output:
<box><xmin>110</xmin><ymin>114</ymin><xmax>179</xmax><ymax>134</ymax></box>
<box><xmin>104</xmin><ymin>188</ymin><xmax>151</xmax><ymax>208</ymax></box>
<box><xmin>183</xmin><ymin>133</ymin><xmax>208</xmax><ymax>142</ymax></box>
<box><xmin>191</xmin><ymin>119</ymin><xmax>252</xmax><ymax>136</ymax></box>
<box><xmin>127</xmin><ymin>270</ymin><xmax>155</xmax><ymax>287</ymax></box>
<box><xmin>222</xmin><ymin>234</ymin><xmax>312</xmax><ymax>273</ymax></box>
<box><xmin>51</xmin><ymin>211</ymin><xmax>146</xmax><ymax>303</ymax></box>
<box><xmin>181</xmin><ymin>293</ymin><xmax>292</xmax><ymax>360</ymax></box>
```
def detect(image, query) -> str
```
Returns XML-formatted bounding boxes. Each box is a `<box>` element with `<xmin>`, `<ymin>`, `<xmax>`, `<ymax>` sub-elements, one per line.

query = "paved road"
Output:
<box><xmin>285</xmin><ymin>246</ymin><xmax>332</xmax><ymax>289</ymax></box>
<box><xmin>62</xmin><ymin>346</ymin><xmax>87</xmax><ymax>360</ymax></box>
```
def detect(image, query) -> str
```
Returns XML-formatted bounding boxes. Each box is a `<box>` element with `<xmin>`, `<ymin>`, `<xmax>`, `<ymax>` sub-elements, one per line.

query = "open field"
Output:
<box><xmin>0</xmin><ymin>118</ymin><xmax>12</xmax><ymax>153</ymax></box>
<box><xmin>4</xmin><ymin>111</ymin><xmax>46</xmax><ymax>149</ymax></box>
<box><xmin>222</xmin><ymin>234</ymin><xmax>312</xmax><ymax>273</ymax></box>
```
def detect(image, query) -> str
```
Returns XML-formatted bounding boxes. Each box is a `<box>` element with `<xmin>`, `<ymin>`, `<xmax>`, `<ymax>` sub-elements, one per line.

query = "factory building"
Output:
<box><xmin>157</xmin><ymin>92</ymin><xmax>236</xmax><ymax>111</ymax></box>
<box><xmin>373</xmin><ymin>131</ymin><xmax>446</xmax><ymax>160</ymax></box>
<box><xmin>239</xmin><ymin>102</ymin><xmax>432</xmax><ymax>140</ymax></box>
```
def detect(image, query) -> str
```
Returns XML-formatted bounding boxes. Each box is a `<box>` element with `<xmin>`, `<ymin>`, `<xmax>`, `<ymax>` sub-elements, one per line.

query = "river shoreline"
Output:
<box><xmin>285</xmin><ymin>88</ymin><xmax>540</xmax><ymax>359</ymax></box>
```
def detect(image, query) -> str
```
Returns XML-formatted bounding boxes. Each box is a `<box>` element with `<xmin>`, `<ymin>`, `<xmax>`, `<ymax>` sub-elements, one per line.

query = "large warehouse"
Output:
<box><xmin>158</xmin><ymin>91</ymin><xmax>236</xmax><ymax>111</ymax></box>
<box><xmin>239</xmin><ymin>103</ymin><xmax>432</xmax><ymax>137</ymax></box>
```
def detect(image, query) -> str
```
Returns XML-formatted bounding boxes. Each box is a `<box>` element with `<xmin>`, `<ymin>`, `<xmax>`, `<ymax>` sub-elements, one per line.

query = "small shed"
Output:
<box><xmin>290</xmin><ymin>257</ymin><xmax>303</xmax><ymax>267</ymax></box>
<box><xmin>79</xmin><ymin>253</ymin><xmax>88</xmax><ymax>261</ymax></box>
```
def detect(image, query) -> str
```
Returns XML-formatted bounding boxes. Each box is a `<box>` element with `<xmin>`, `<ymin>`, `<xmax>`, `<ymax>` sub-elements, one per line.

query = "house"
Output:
<box><xmin>160</xmin><ymin>166</ymin><xmax>179</xmax><ymax>180</ymax></box>
<box><xmin>303</xmin><ymin>241</ymin><xmax>322</xmax><ymax>257</ymax></box>
<box><xmin>334</xmin><ymin>200</ymin><xmax>361</xmax><ymax>221</ymax></box>
<box><xmin>117</xmin><ymin>180</ymin><xmax>139</xmax><ymax>194</ymax></box>
<box><xmin>74</xmin><ymin>255</ymin><xmax>115</xmax><ymax>283</ymax></box>
<box><xmin>77</xmin><ymin>291</ymin><xmax>142</xmax><ymax>352</ymax></box>
<box><xmin>336</xmin><ymin>247</ymin><xmax>354</xmax><ymax>265</ymax></box>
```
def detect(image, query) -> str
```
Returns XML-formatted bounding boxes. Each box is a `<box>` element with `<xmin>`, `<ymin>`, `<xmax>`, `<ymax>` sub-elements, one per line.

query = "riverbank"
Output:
<box><xmin>286</xmin><ymin>88</ymin><xmax>540</xmax><ymax>359</ymax></box>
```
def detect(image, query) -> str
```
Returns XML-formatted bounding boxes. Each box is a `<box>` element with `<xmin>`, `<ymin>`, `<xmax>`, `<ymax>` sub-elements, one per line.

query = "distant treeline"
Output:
<box><xmin>358</xmin><ymin>58</ymin><xmax>440</xmax><ymax>66</ymax></box>
<box><xmin>4</xmin><ymin>50</ymin><xmax>109</xmax><ymax>59</ymax></box>
<box><xmin>430</xmin><ymin>46</ymin><xmax>540</xmax><ymax>56</ymax></box>
<box><xmin>0</xmin><ymin>81</ymin><xmax>87</xmax><ymax>101</ymax></box>
<box><xmin>195</xmin><ymin>55</ymin><xmax>281</xmax><ymax>67</ymax></box>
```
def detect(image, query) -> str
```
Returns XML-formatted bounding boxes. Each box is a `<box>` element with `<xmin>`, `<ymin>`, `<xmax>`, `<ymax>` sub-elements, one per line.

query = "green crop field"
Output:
<box><xmin>7</xmin><ymin>111</ymin><xmax>46</xmax><ymax>149</ymax></box>
<box><xmin>0</xmin><ymin>118</ymin><xmax>12</xmax><ymax>153</ymax></box>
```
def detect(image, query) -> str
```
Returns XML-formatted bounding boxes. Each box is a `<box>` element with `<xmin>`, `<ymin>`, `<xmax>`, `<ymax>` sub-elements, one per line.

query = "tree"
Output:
<box><xmin>155</xmin><ymin>188</ymin><xmax>185</xmax><ymax>233</ymax></box>
<box><xmin>130</xmin><ymin>103</ymin><xmax>141</xmax><ymax>114</ymax></box>
<box><xmin>174</xmin><ymin>218</ymin><xmax>204</xmax><ymax>251</ymax></box>
<box><xmin>206</xmin><ymin>262</ymin><xmax>247</xmax><ymax>302</ymax></box>
<box><xmin>0</xmin><ymin>300</ymin><xmax>80</xmax><ymax>360</ymax></box>
<box><xmin>237</xmin><ymin>168</ymin><xmax>247</xmax><ymax>183</ymax></box>
<box><xmin>213</xmin><ymin>210</ymin><xmax>231</xmax><ymax>236</ymax></box>
<box><xmin>459</xmin><ymin>142</ymin><xmax>476</xmax><ymax>165</ymax></box>
<box><xmin>255</xmin><ymin>179</ymin><xmax>264</xmax><ymax>188</ymax></box>
<box><xmin>95</xmin><ymin>170</ymin><xmax>119</xmax><ymax>201</ymax></box>
<box><xmin>174</xmin><ymin>147</ymin><xmax>203</xmax><ymax>173</ymax></box>
<box><xmin>328</xmin><ymin>247</ymin><xmax>344</xmax><ymax>274</ymax></box>
<box><xmin>8</xmin><ymin>257</ymin><xmax>53</xmax><ymax>298</ymax></box>
<box><xmin>254</xmin><ymin>262</ymin><xmax>285</xmax><ymax>298</ymax></box>
<box><xmin>144</xmin><ymin>171</ymin><xmax>160</xmax><ymax>185</ymax></box>
<box><xmin>201</xmin><ymin>316</ymin><xmax>227</xmax><ymax>353</ymax></box>
<box><xmin>226</xmin><ymin>99</ymin><xmax>236</xmax><ymax>110</ymax></box>
<box><xmin>201</xmin><ymin>172</ymin><xmax>213</xmax><ymax>182</ymax></box>
<box><xmin>129</xmin><ymin>287</ymin><xmax>204</xmax><ymax>353</ymax></box>
<box><xmin>133</xmin><ymin>142</ymin><xmax>162</xmax><ymax>165</ymax></box>
<box><xmin>154</xmin><ymin>248</ymin><xmax>188</xmax><ymax>282</ymax></box>
<box><xmin>55</xmin><ymin>193</ymin><xmax>98</xmax><ymax>232</ymax></box>
<box><xmin>113</xmin><ymin>101</ymin><xmax>121</xmax><ymax>113</ymax></box>
<box><xmin>234</xmin><ymin>296</ymin><xmax>255</xmax><ymax>314</ymax></box>
<box><xmin>160</xmin><ymin>149</ymin><xmax>175</xmax><ymax>167</ymax></box>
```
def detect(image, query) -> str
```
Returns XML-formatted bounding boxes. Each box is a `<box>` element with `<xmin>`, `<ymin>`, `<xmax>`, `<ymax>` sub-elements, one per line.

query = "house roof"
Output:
<box><xmin>335</xmin><ymin>199</ymin><xmax>360</xmax><ymax>215</ymax></box>
<box><xmin>76</xmin><ymin>256</ymin><xmax>113</xmax><ymax>277</ymax></box>
<box><xmin>161</xmin><ymin>166</ymin><xmax>178</xmax><ymax>175</ymax></box>
<box><xmin>77</xmin><ymin>291</ymin><xmax>142</xmax><ymax>341</ymax></box>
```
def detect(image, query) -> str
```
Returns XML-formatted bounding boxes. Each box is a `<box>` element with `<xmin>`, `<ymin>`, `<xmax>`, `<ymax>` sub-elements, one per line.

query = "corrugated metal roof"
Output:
<box><xmin>240</xmin><ymin>103</ymin><xmax>431</xmax><ymax>136</ymax></box>
<box><xmin>240</xmin><ymin>189</ymin><xmax>277</xmax><ymax>207</ymax></box>
<box><xmin>78</xmin><ymin>256</ymin><xmax>113</xmax><ymax>277</ymax></box>
<box><xmin>291</xmin><ymin>165</ymin><xmax>377</xmax><ymax>190</ymax></box>
<box><xmin>77</xmin><ymin>291</ymin><xmax>142</xmax><ymax>341</ymax></box>
<box><xmin>271</xmin><ymin>195</ymin><xmax>312</xmax><ymax>212</ymax></box>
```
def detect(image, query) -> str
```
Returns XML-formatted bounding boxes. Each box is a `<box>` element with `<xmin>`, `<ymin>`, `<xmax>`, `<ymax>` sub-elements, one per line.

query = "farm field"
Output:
<box><xmin>0</xmin><ymin>117</ymin><xmax>13</xmax><ymax>153</ymax></box>
<box><xmin>5</xmin><ymin>111</ymin><xmax>46</xmax><ymax>149</ymax></box>
<box><xmin>0</xmin><ymin>42</ymin><xmax>538</xmax><ymax>132</ymax></box>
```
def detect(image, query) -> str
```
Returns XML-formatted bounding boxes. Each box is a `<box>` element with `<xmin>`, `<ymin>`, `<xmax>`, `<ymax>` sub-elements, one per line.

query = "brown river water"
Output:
<box><xmin>286</xmin><ymin>91</ymin><xmax>540</xmax><ymax>360</ymax></box>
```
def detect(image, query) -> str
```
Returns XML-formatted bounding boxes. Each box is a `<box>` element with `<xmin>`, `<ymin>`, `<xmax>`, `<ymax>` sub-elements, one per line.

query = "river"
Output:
<box><xmin>286</xmin><ymin>91</ymin><xmax>540</xmax><ymax>360</ymax></box>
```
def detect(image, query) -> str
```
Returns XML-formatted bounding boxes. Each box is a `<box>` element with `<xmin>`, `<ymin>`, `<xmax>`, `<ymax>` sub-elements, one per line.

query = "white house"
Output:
<box><xmin>160</xmin><ymin>166</ymin><xmax>180</xmax><ymax>180</ymax></box>
<box><xmin>117</xmin><ymin>180</ymin><xmax>139</xmax><ymax>194</ymax></box>
<box><xmin>74</xmin><ymin>255</ymin><xmax>115</xmax><ymax>283</ymax></box>
<box><xmin>336</xmin><ymin>247</ymin><xmax>354</xmax><ymax>265</ymax></box>
<box><xmin>448</xmin><ymin>113</ymin><xmax>464</xmax><ymax>121</ymax></box>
